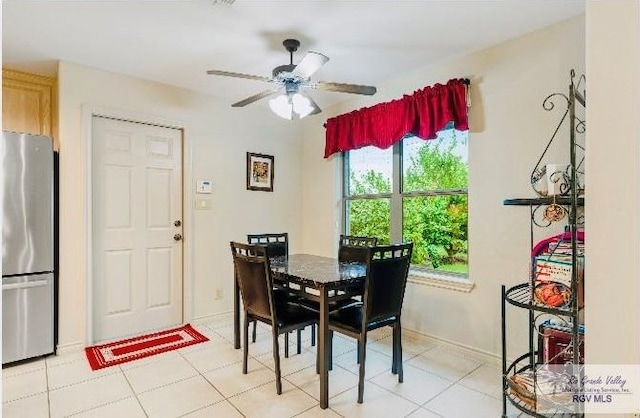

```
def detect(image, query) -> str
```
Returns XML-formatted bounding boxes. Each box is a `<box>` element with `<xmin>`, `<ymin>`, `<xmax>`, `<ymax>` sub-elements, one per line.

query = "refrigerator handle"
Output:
<box><xmin>2</xmin><ymin>280</ymin><xmax>49</xmax><ymax>290</ymax></box>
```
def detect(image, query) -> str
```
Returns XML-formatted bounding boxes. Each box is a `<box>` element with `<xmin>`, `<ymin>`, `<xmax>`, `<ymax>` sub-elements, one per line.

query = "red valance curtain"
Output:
<box><xmin>324</xmin><ymin>78</ymin><xmax>469</xmax><ymax>158</ymax></box>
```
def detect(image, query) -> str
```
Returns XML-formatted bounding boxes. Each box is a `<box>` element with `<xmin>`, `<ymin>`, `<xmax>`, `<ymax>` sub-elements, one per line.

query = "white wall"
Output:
<box><xmin>301</xmin><ymin>16</ymin><xmax>586</xmax><ymax>356</ymax></box>
<box><xmin>56</xmin><ymin>62</ymin><xmax>304</xmax><ymax>349</ymax></box>
<box><xmin>54</xmin><ymin>4</ymin><xmax>640</xmax><ymax>375</ymax></box>
<box><xmin>585</xmin><ymin>0</ymin><xmax>639</xmax><ymax>373</ymax></box>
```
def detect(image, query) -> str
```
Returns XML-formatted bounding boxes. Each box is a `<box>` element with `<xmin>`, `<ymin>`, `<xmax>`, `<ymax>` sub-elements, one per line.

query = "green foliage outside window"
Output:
<box><xmin>347</xmin><ymin>198</ymin><xmax>391</xmax><ymax>245</ymax></box>
<box><xmin>346</xmin><ymin>133</ymin><xmax>468</xmax><ymax>273</ymax></box>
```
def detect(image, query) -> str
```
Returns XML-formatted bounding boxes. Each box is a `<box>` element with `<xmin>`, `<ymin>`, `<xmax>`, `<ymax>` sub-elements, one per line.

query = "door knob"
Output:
<box><xmin>173</xmin><ymin>233</ymin><xmax>182</xmax><ymax>241</ymax></box>
<box><xmin>174</xmin><ymin>220</ymin><xmax>182</xmax><ymax>227</ymax></box>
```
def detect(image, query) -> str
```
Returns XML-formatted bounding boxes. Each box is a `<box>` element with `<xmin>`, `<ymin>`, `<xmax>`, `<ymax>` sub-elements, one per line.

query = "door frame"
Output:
<box><xmin>83</xmin><ymin>105</ymin><xmax>192</xmax><ymax>344</ymax></box>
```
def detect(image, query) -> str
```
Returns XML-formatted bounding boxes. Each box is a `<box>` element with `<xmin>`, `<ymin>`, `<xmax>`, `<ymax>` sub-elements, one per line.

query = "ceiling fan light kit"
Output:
<box><xmin>206</xmin><ymin>38</ymin><xmax>377</xmax><ymax>120</ymax></box>
<box><xmin>269</xmin><ymin>92</ymin><xmax>315</xmax><ymax>120</ymax></box>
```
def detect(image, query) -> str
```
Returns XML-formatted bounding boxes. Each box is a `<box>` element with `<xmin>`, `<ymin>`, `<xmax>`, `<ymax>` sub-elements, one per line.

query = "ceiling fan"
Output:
<box><xmin>206</xmin><ymin>39</ymin><xmax>377</xmax><ymax>119</ymax></box>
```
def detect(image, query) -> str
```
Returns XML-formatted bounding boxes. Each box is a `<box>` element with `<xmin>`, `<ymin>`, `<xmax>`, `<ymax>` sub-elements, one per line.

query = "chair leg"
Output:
<box><xmin>284</xmin><ymin>332</ymin><xmax>289</xmax><ymax>358</ymax></box>
<box><xmin>311</xmin><ymin>324</ymin><xmax>316</xmax><ymax>346</ymax></box>
<box><xmin>391</xmin><ymin>324</ymin><xmax>397</xmax><ymax>375</ymax></box>
<box><xmin>397</xmin><ymin>323</ymin><xmax>403</xmax><ymax>383</ymax></box>
<box><xmin>272</xmin><ymin>329</ymin><xmax>282</xmax><ymax>395</ymax></box>
<box><xmin>356</xmin><ymin>341</ymin><xmax>361</xmax><ymax>364</ymax></box>
<box><xmin>252</xmin><ymin>320</ymin><xmax>257</xmax><ymax>343</ymax></box>
<box><xmin>357</xmin><ymin>334</ymin><xmax>367</xmax><ymax>404</ymax></box>
<box><xmin>242</xmin><ymin>314</ymin><xmax>249</xmax><ymax>374</ymax></box>
<box><xmin>297</xmin><ymin>329</ymin><xmax>302</xmax><ymax>354</ymax></box>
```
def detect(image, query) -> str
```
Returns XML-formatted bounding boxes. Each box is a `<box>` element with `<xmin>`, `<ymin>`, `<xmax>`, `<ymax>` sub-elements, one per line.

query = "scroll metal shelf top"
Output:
<box><xmin>503</xmin><ymin>196</ymin><xmax>585</xmax><ymax>206</ymax></box>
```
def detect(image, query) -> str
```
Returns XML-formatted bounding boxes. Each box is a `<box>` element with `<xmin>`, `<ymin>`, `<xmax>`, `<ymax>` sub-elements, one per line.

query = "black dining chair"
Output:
<box><xmin>247</xmin><ymin>233</ymin><xmax>288</xmax><ymax>342</ymax></box>
<box><xmin>336</xmin><ymin>235</ymin><xmax>379</xmax><ymax>363</ymax></box>
<box><xmin>295</xmin><ymin>235</ymin><xmax>379</xmax><ymax>364</ymax></box>
<box><xmin>247</xmin><ymin>232</ymin><xmax>288</xmax><ymax>258</ymax></box>
<box><xmin>246</xmin><ymin>232</ymin><xmax>310</xmax><ymax>356</ymax></box>
<box><xmin>327</xmin><ymin>242</ymin><xmax>413</xmax><ymax>403</ymax></box>
<box><xmin>338</xmin><ymin>235</ymin><xmax>379</xmax><ymax>310</ymax></box>
<box><xmin>338</xmin><ymin>234</ymin><xmax>378</xmax><ymax>263</ymax></box>
<box><xmin>297</xmin><ymin>234</ymin><xmax>378</xmax><ymax>341</ymax></box>
<box><xmin>230</xmin><ymin>241</ymin><xmax>318</xmax><ymax>395</ymax></box>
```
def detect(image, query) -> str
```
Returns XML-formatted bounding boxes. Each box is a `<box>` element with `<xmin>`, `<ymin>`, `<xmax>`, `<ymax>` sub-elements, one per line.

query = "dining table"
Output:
<box><xmin>232</xmin><ymin>253</ymin><xmax>367</xmax><ymax>409</ymax></box>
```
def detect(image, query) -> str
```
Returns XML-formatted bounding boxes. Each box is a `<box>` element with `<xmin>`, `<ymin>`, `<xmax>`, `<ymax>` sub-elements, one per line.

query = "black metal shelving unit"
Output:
<box><xmin>501</xmin><ymin>70</ymin><xmax>586</xmax><ymax>418</ymax></box>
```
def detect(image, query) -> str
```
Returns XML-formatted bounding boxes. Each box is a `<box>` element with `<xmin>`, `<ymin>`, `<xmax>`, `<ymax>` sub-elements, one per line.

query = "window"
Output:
<box><xmin>343</xmin><ymin>129</ymin><xmax>469</xmax><ymax>276</ymax></box>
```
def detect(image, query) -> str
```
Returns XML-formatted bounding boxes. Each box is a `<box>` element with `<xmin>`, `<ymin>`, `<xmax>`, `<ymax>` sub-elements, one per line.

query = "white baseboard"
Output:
<box><xmin>190</xmin><ymin>310</ymin><xmax>233</xmax><ymax>326</ymax></box>
<box><xmin>190</xmin><ymin>311</ymin><xmax>502</xmax><ymax>366</ymax></box>
<box><xmin>55</xmin><ymin>341</ymin><xmax>85</xmax><ymax>355</ymax></box>
<box><xmin>403</xmin><ymin>326</ymin><xmax>501</xmax><ymax>366</ymax></box>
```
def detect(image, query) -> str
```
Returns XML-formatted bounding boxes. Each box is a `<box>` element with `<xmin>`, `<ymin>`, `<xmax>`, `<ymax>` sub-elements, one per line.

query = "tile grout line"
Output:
<box><xmin>45</xmin><ymin>359</ymin><xmax>52</xmax><ymax>418</ymax></box>
<box><xmin>173</xmin><ymin>330</ymin><xmax>244</xmax><ymax>417</ymax></box>
<box><xmin>2</xmin><ymin>321</ymin><xmax>502</xmax><ymax>417</ymax></box>
<box><xmin>118</xmin><ymin>363</ymin><xmax>151</xmax><ymax>418</ymax></box>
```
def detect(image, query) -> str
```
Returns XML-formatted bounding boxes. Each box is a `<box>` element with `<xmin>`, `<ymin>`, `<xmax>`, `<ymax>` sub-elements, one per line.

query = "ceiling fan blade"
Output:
<box><xmin>206</xmin><ymin>69</ymin><xmax>271</xmax><ymax>82</ymax></box>
<box><xmin>231</xmin><ymin>89</ymin><xmax>281</xmax><ymax>107</ymax></box>
<box><xmin>305</xmin><ymin>95</ymin><xmax>322</xmax><ymax>116</ymax></box>
<box><xmin>292</xmin><ymin>51</ymin><xmax>329</xmax><ymax>79</ymax></box>
<box><xmin>314</xmin><ymin>81</ymin><xmax>377</xmax><ymax>96</ymax></box>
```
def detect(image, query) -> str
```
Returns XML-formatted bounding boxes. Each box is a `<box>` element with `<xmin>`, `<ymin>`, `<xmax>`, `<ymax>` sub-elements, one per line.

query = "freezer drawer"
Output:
<box><xmin>2</xmin><ymin>273</ymin><xmax>54</xmax><ymax>364</ymax></box>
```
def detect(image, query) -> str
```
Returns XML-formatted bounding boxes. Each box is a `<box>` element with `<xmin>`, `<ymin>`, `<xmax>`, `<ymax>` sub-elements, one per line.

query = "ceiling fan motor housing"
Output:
<box><xmin>282</xmin><ymin>39</ymin><xmax>300</xmax><ymax>53</ymax></box>
<box><xmin>273</xmin><ymin>38</ymin><xmax>301</xmax><ymax>78</ymax></box>
<box><xmin>272</xmin><ymin>64</ymin><xmax>296</xmax><ymax>78</ymax></box>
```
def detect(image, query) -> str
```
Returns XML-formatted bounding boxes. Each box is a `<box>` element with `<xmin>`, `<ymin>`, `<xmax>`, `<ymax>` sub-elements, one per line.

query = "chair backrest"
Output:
<box><xmin>247</xmin><ymin>233</ymin><xmax>288</xmax><ymax>258</ymax></box>
<box><xmin>338</xmin><ymin>235</ymin><xmax>378</xmax><ymax>263</ymax></box>
<box><xmin>230</xmin><ymin>241</ymin><xmax>275</xmax><ymax>321</ymax></box>
<box><xmin>362</xmin><ymin>242</ymin><xmax>413</xmax><ymax>324</ymax></box>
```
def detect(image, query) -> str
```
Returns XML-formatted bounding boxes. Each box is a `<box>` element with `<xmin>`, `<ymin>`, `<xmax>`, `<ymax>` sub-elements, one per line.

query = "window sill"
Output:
<box><xmin>407</xmin><ymin>270</ymin><xmax>475</xmax><ymax>293</ymax></box>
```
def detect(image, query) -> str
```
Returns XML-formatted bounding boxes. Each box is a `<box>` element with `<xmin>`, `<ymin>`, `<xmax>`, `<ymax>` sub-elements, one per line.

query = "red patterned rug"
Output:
<box><xmin>85</xmin><ymin>324</ymin><xmax>208</xmax><ymax>370</ymax></box>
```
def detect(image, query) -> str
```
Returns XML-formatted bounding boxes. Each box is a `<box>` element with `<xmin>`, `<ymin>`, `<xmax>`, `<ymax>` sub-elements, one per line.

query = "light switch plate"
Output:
<box><xmin>196</xmin><ymin>179</ymin><xmax>212</xmax><ymax>194</ymax></box>
<box><xmin>195</xmin><ymin>199</ymin><xmax>212</xmax><ymax>210</ymax></box>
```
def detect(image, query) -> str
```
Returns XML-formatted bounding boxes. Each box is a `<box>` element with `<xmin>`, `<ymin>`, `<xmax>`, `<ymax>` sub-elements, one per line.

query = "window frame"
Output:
<box><xmin>342</xmin><ymin>132</ymin><xmax>472</xmax><ymax>288</ymax></box>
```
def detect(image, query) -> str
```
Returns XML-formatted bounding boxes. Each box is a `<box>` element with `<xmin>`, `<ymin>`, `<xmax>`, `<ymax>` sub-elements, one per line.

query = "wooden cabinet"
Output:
<box><xmin>2</xmin><ymin>68</ymin><xmax>57</xmax><ymax>149</ymax></box>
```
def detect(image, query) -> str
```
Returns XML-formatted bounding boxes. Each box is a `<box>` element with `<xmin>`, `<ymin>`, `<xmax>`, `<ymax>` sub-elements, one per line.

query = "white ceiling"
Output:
<box><xmin>2</xmin><ymin>0</ymin><xmax>585</xmax><ymax>110</ymax></box>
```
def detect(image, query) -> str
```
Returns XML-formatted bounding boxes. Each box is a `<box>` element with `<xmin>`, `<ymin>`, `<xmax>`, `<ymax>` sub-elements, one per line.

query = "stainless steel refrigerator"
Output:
<box><xmin>2</xmin><ymin>131</ymin><xmax>56</xmax><ymax>364</ymax></box>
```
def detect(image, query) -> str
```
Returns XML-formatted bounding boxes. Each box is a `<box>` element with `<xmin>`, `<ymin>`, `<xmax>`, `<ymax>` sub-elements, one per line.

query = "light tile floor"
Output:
<box><xmin>2</xmin><ymin>316</ymin><xmax>524</xmax><ymax>417</ymax></box>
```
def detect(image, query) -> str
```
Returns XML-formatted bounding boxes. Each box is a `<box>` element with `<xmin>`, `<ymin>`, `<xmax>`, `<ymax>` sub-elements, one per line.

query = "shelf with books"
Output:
<box><xmin>504</xmin><ymin>353</ymin><xmax>584</xmax><ymax>417</ymax></box>
<box><xmin>501</xmin><ymin>70</ymin><xmax>585</xmax><ymax>418</ymax></box>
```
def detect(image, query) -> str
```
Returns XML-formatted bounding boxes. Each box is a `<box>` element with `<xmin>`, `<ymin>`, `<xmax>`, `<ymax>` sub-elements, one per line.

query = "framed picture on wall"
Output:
<box><xmin>246</xmin><ymin>152</ymin><xmax>274</xmax><ymax>192</ymax></box>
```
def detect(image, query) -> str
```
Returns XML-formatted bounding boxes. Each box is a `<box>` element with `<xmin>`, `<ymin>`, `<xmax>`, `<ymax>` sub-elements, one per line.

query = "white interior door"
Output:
<box><xmin>92</xmin><ymin>116</ymin><xmax>183</xmax><ymax>342</ymax></box>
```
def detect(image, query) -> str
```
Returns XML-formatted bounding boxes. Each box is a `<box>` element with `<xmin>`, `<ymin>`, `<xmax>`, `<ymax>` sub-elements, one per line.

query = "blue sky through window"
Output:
<box><xmin>348</xmin><ymin>130</ymin><xmax>468</xmax><ymax>192</ymax></box>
